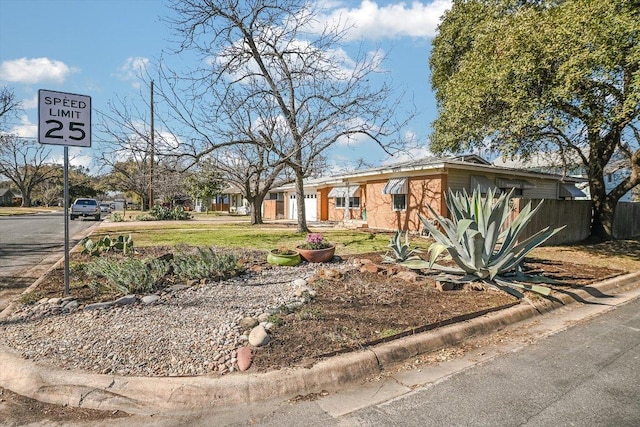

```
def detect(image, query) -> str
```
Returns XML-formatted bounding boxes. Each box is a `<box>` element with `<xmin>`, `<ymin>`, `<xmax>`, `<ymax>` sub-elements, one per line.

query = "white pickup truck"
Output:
<box><xmin>70</xmin><ymin>198</ymin><xmax>101</xmax><ymax>220</ymax></box>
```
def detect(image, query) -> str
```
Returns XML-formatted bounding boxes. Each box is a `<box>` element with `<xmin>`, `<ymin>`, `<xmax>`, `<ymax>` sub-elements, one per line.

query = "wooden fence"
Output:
<box><xmin>511</xmin><ymin>199</ymin><xmax>640</xmax><ymax>245</ymax></box>
<box><xmin>510</xmin><ymin>199</ymin><xmax>592</xmax><ymax>246</ymax></box>
<box><xmin>613</xmin><ymin>202</ymin><xmax>640</xmax><ymax>239</ymax></box>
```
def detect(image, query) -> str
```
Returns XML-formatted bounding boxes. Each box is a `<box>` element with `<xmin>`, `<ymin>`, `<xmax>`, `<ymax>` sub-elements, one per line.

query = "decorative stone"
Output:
<box><xmin>360</xmin><ymin>264</ymin><xmax>381</xmax><ymax>274</ymax></box>
<box><xmin>240</xmin><ymin>316</ymin><xmax>259</xmax><ymax>329</ymax></box>
<box><xmin>141</xmin><ymin>295</ymin><xmax>160</xmax><ymax>305</ymax></box>
<box><xmin>62</xmin><ymin>300</ymin><xmax>79</xmax><ymax>312</ymax></box>
<box><xmin>237</xmin><ymin>346</ymin><xmax>252</xmax><ymax>371</ymax></box>
<box><xmin>84</xmin><ymin>301</ymin><xmax>113</xmax><ymax>311</ymax></box>
<box><xmin>317</xmin><ymin>268</ymin><xmax>342</xmax><ymax>280</ymax></box>
<box><xmin>463</xmin><ymin>282</ymin><xmax>486</xmax><ymax>291</ymax></box>
<box><xmin>396</xmin><ymin>271</ymin><xmax>421</xmax><ymax>283</ymax></box>
<box><xmin>167</xmin><ymin>285</ymin><xmax>189</xmax><ymax>292</ymax></box>
<box><xmin>435</xmin><ymin>281</ymin><xmax>455</xmax><ymax>292</ymax></box>
<box><xmin>248</xmin><ymin>325</ymin><xmax>270</xmax><ymax>347</ymax></box>
<box><xmin>114</xmin><ymin>295</ymin><xmax>137</xmax><ymax>306</ymax></box>
<box><xmin>294</xmin><ymin>286</ymin><xmax>310</xmax><ymax>297</ymax></box>
<box><xmin>379</xmin><ymin>266</ymin><xmax>401</xmax><ymax>276</ymax></box>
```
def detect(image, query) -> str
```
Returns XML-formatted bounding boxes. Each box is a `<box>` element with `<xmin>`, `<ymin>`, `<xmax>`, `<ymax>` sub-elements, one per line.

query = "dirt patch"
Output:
<box><xmin>0</xmin><ymin>387</ymin><xmax>129</xmax><ymax>426</ymax></box>
<box><xmin>249</xmin><ymin>252</ymin><xmax>625</xmax><ymax>371</ymax></box>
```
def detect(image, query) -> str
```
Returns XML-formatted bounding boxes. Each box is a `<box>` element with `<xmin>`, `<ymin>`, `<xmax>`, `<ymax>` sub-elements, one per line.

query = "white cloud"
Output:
<box><xmin>0</xmin><ymin>57</ymin><xmax>75</xmax><ymax>84</ymax></box>
<box><xmin>115</xmin><ymin>57</ymin><xmax>149</xmax><ymax>88</ymax></box>
<box><xmin>382</xmin><ymin>145</ymin><xmax>434</xmax><ymax>164</ymax></box>
<box><xmin>22</xmin><ymin>94</ymin><xmax>38</xmax><ymax>109</ymax></box>
<box><xmin>314</xmin><ymin>0</ymin><xmax>451</xmax><ymax>40</ymax></box>
<box><xmin>68</xmin><ymin>148</ymin><xmax>94</xmax><ymax>169</ymax></box>
<box><xmin>49</xmin><ymin>147</ymin><xmax>94</xmax><ymax>170</ymax></box>
<box><xmin>10</xmin><ymin>115</ymin><xmax>37</xmax><ymax>138</ymax></box>
<box><xmin>336</xmin><ymin>132</ymin><xmax>372</xmax><ymax>147</ymax></box>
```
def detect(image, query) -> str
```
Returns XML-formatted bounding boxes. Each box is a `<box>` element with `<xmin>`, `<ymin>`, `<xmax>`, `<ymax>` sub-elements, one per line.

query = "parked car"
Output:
<box><xmin>70</xmin><ymin>198</ymin><xmax>101</xmax><ymax>220</ymax></box>
<box><xmin>99</xmin><ymin>202</ymin><xmax>111</xmax><ymax>213</ymax></box>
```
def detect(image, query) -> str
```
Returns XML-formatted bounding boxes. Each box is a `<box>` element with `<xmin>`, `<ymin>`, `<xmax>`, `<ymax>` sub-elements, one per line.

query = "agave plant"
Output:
<box><xmin>402</xmin><ymin>188</ymin><xmax>565</xmax><ymax>298</ymax></box>
<box><xmin>381</xmin><ymin>230</ymin><xmax>423</xmax><ymax>263</ymax></box>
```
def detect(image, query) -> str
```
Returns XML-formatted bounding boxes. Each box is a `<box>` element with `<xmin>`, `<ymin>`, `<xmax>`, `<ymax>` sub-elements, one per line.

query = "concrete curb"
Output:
<box><xmin>1</xmin><ymin>270</ymin><xmax>639</xmax><ymax>415</ymax></box>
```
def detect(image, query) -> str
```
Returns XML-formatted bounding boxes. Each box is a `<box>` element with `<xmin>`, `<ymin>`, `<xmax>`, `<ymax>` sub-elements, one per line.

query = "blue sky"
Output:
<box><xmin>0</xmin><ymin>0</ymin><xmax>451</xmax><ymax>173</ymax></box>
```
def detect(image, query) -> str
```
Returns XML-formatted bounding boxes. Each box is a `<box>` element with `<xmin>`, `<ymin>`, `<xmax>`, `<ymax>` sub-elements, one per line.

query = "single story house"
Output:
<box><xmin>193</xmin><ymin>183</ymin><xmax>250</xmax><ymax>214</ymax></box>
<box><xmin>0</xmin><ymin>188</ymin><xmax>16</xmax><ymax>206</ymax></box>
<box><xmin>264</xmin><ymin>154</ymin><xmax>587</xmax><ymax>232</ymax></box>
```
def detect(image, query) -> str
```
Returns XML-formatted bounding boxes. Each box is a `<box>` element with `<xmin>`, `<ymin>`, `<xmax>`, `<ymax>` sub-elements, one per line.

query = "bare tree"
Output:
<box><xmin>0</xmin><ymin>136</ymin><xmax>59</xmax><ymax>207</ymax></box>
<box><xmin>210</xmin><ymin>144</ymin><xmax>292</xmax><ymax>225</ymax></box>
<box><xmin>96</xmin><ymin>97</ymin><xmax>158</xmax><ymax>209</ymax></box>
<box><xmin>0</xmin><ymin>86</ymin><xmax>21</xmax><ymax>126</ymax></box>
<box><xmin>162</xmin><ymin>0</ymin><xmax>412</xmax><ymax>231</ymax></box>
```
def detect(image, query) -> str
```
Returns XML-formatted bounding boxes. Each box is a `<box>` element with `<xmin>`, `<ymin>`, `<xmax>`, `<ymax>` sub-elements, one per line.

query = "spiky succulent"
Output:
<box><xmin>382</xmin><ymin>230</ymin><xmax>423</xmax><ymax>263</ymax></box>
<box><xmin>403</xmin><ymin>188</ymin><xmax>565</xmax><ymax>298</ymax></box>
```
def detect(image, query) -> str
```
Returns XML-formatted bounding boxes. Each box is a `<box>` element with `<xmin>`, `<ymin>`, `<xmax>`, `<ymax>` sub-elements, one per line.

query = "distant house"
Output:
<box><xmin>493</xmin><ymin>151</ymin><xmax>634</xmax><ymax>202</ymax></box>
<box><xmin>0</xmin><ymin>188</ymin><xmax>16</xmax><ymax>206</ymax></box>
<box><xmin>264</xmin><ymin>155</ymin><xmax>586</xmax><ymax>232</ymax></box>
<box><xmin>193</xmin><ymin>183</ymin><xmax>249</xmax><ymax>214</ymax></box>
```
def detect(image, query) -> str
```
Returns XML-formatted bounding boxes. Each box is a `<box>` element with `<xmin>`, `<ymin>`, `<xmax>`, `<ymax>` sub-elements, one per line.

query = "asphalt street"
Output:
<box><xmin>0</xmin><ymin>211</ymin><xmax>98</xmax><ymax>311</ymax></box>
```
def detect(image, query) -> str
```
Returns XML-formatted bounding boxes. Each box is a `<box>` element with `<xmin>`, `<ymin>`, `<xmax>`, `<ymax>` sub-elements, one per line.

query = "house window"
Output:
<box><xmin>392</xmin><ymin>194</ymin><xmax>406</xmax><ymax>211</ymax></box>
<box><xmin>336</xmin><ymin>197</ymin><xmax>360</xmax><ymax>208</ymax></box>
<box><xmin>501</xmin><ymin>188</ymin><xmax>524</xmax><ymax>196</ymax></box>
<box><xmin>495</xmin><ymin>178</ymin><xmax>534</xmax><ymax>197</ymax></box>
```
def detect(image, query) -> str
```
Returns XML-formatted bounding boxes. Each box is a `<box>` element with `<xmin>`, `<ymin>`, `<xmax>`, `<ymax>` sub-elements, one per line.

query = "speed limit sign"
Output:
<box><xmin>38</xmin><ymin>89</ymin><xmax>91</xmax><ymax>147</ymax></box>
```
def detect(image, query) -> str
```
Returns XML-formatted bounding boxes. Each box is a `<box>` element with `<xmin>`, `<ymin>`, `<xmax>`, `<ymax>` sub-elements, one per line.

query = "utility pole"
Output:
<box><xmin>149</xmin><ymin>80</ymin><xmax>154</xmax><ymax>210</ymax></box>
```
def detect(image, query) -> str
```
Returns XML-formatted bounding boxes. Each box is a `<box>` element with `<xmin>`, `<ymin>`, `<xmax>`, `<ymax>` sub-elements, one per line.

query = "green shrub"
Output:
<box><xmin>171</xmin><ymin>247</ymin><xmax>240</xmax><ymax>282</ymax></box>
<box><xmin>110</xmin><ymin>212</ymin><xmax>124</xmax><ymax>222</ymax></box>
<box><xmin>80</xmin><ymin>234</ymin><xmax>134</xmax><ymax>256</ymax></box>
<box><xmin>137</xmin><ymin>205</ymin><xmax>192</xmax><ymax>221</ymax></box>
<box><xmin>19</xmin><ymin>292</ymin><xmax>42</xmax><ymax>305</ymax></box>
<box><xmin>85</xmin><ymin>257</ymin><xmax>169</xmax><ymax>295</ymax></box>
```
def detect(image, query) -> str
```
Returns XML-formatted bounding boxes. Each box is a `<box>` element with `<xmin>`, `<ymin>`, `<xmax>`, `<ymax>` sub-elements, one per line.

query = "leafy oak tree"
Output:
<box><xmin>162</xmin><ymin>0</ymin><xmax>412</xmax><ymax>232</ymax></box>
<box><xmin>430</xmin><ymin>0</ymin><xmax>640</xmax><ymax>240</ymax></box>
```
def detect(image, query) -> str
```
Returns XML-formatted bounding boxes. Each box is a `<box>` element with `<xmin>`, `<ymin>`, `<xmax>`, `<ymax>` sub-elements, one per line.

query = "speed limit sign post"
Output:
<box><xmin>38</xmin><ymin>89</ymin><xmax>91</xmax><ymax>146</ymax></box>
<box><xmin>38</xmin><ymin>89</ymin><xmax>92</xmax><ymax>296</ymax></box>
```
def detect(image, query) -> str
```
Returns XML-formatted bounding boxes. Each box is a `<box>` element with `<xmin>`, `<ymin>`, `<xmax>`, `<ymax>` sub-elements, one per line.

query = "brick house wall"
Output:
<box><xmin>361</xmin><ymin>175</ymin><xmax>446</xmax><ymax>232</ymax></box>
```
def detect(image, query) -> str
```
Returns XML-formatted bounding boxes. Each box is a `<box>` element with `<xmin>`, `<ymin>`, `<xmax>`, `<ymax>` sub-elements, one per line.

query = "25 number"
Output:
<box><xmin>45</xmin><ymin>120</ymin><xmax>86</xmax><ymax>141</ymax></box>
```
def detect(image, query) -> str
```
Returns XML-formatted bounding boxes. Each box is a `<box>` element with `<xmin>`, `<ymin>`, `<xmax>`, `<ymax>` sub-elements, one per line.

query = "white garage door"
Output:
<box><xmin>289</xmin><ymin>192</ymin><xmax>317</xmax><ymax>221</ymax></box>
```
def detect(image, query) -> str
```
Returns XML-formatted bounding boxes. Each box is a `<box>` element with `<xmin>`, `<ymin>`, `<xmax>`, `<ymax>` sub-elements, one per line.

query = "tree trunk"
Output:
<box><xmin>250</xmin><ymin>194</ymin><xmax>265</xmax><ymax>225</ymax></box>
<box><xmin>294</xmin><ymin>169</ymin><xmax>309</xmax><ymax>233</ymax></box>
<box><xmin>20</xmin><ymin>189</ymin><xmax>31</xmax><ymax>207</ymax></box>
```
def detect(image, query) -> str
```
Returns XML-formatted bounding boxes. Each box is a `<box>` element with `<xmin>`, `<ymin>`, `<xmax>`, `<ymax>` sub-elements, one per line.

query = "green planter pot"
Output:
<box><xmin>267</xmin><ymin>249</ymin><xmax>301</xmax><ymax>266</ymax></box>
<box><xmin>296</xmin><ymin>246</ymin><xmax>336</xmax><ymax>263</ymax></box>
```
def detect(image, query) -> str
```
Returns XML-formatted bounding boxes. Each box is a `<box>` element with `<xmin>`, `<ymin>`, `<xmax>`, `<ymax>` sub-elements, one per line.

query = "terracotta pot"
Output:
<box><xmin>296</xmin><ymin>246</ymin><xmax>336</xmax><ymax>263</ymax></box>
<box><xmin>267</xmin><ymin>249</ymin><xmax>301</xmax><ymax>266</ymax></box>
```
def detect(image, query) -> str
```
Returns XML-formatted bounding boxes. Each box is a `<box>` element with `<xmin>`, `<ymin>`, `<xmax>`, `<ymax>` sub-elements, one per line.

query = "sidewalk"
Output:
<box><xmin>1</xmin><ymin>270</ymin><xmax>639</xmax><ymax>416</ymax></box>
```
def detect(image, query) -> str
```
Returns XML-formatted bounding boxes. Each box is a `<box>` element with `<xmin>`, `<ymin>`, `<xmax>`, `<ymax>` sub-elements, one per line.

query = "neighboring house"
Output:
<box><xmin>0</xmin><ymin>188</ymin><xmax>16</xmax><ymax>206</ymax></box>
<box><xmin>194</xmin><ymin>183</ymin><xmax>249</xmax><ymax>213</ymax></box>
<box><xmin>493</xmin><ymin>151</ymin><xmax>634</xmax><ymax>202</ymax></box>
<box><xmin>266</xmin><ymin>155</ymin><xmax>586</xmax><ymax>232</ymax></box>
